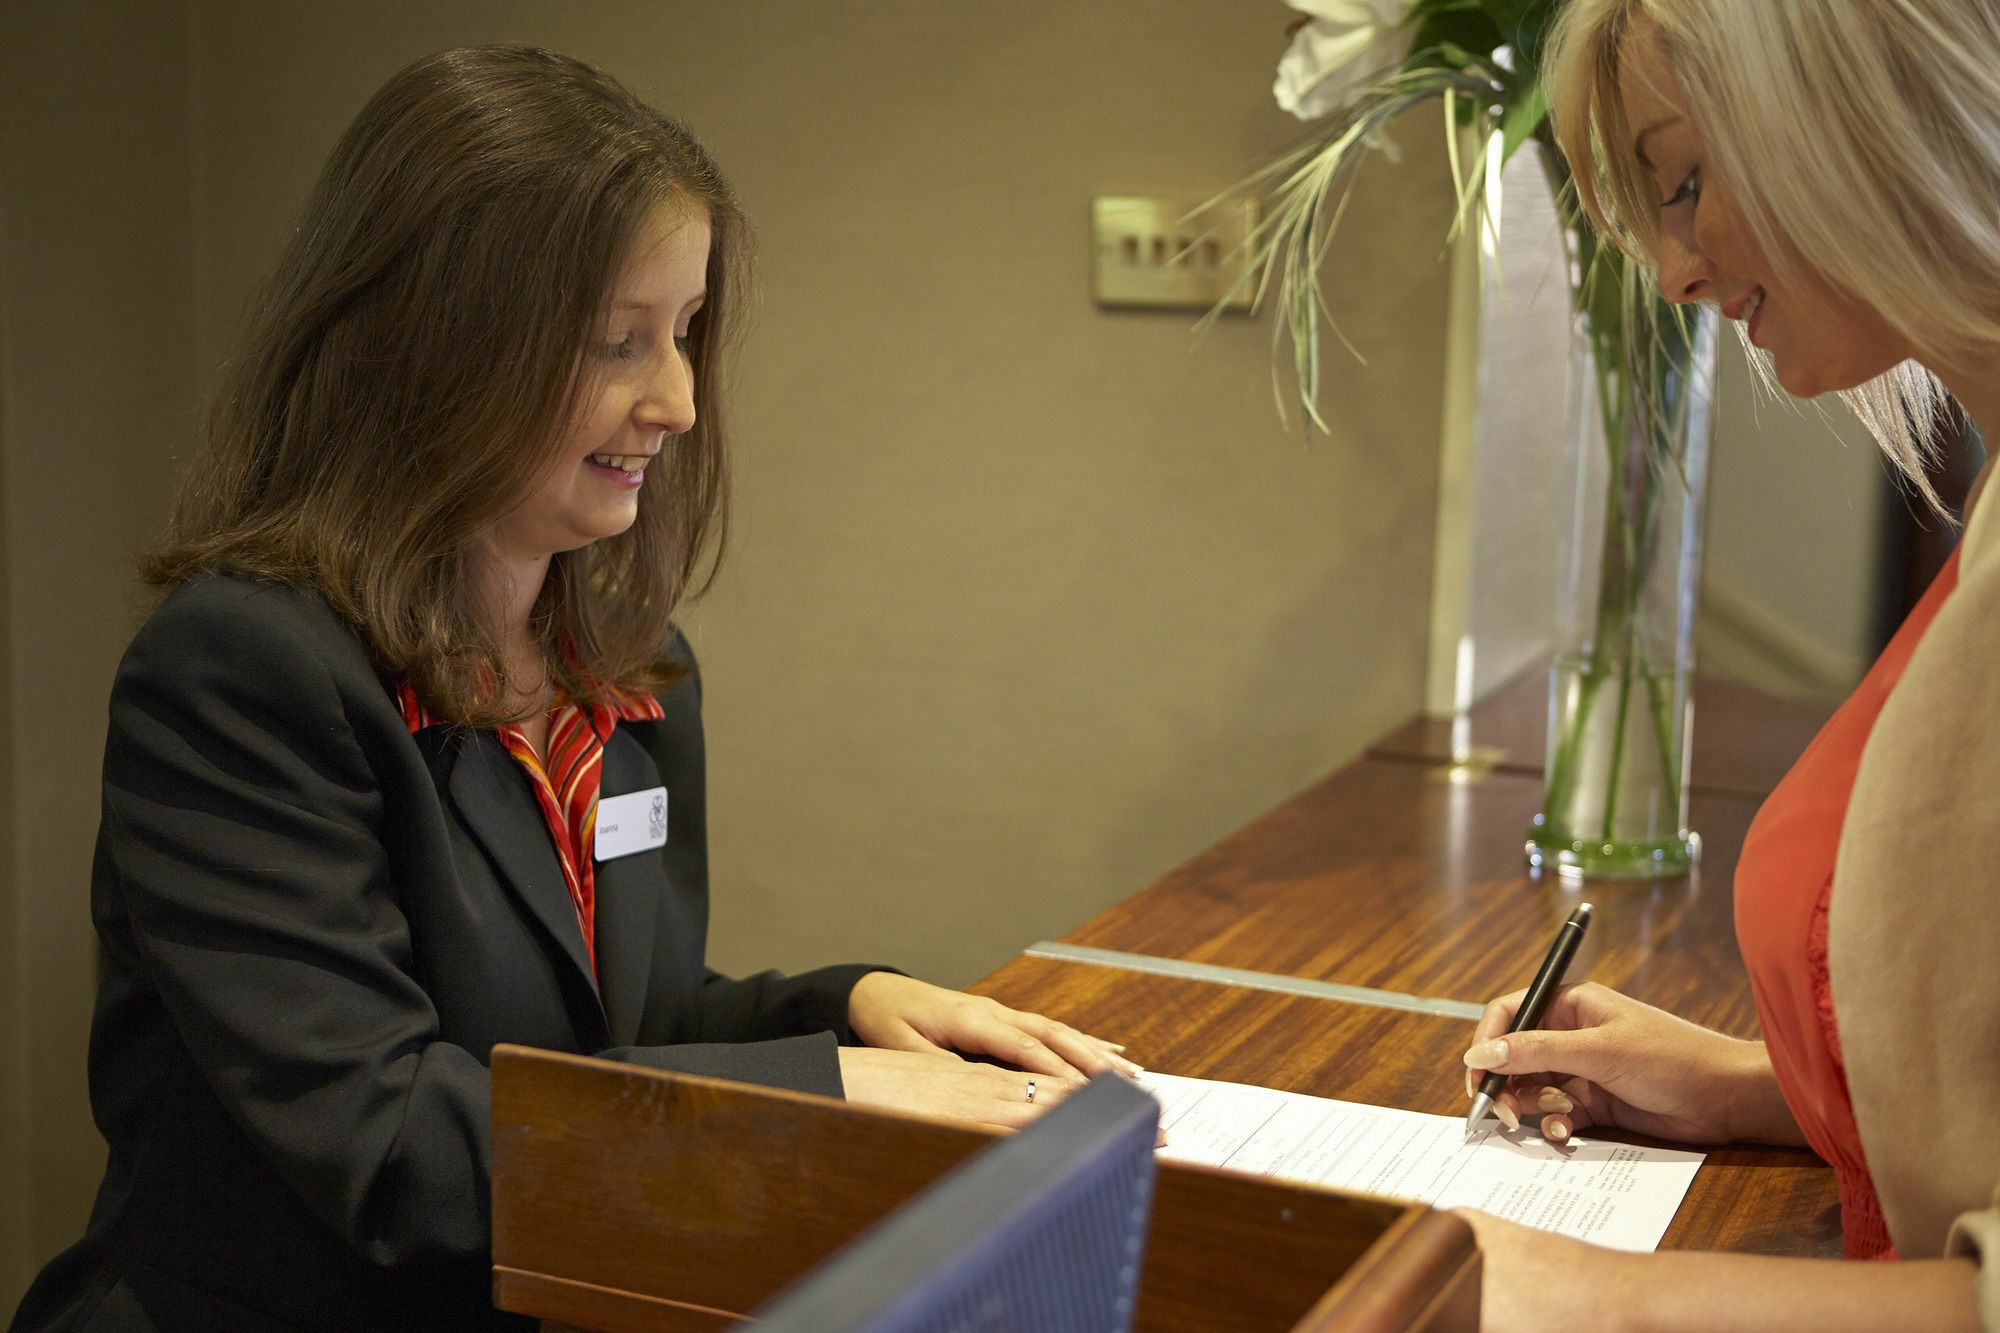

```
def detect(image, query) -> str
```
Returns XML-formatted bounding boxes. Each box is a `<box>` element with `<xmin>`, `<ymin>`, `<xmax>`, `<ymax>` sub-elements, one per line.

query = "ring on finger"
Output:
<box><xmin>1025</xmin><ymin>1078</ymin><xmax>1036</xmax><ymax>1104</ymax></box>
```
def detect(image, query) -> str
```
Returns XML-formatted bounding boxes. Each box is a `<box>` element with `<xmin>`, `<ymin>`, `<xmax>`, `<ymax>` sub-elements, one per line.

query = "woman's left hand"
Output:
<box><xmin>847</xmin><ymin>972</ymin><xmax>1141</xmax><ymax>1080</ymax></box>
<box><xmin>1454</xmin><ymin>1208</ymin><xmax>1633</xmax><ymax>1329</ymax></box>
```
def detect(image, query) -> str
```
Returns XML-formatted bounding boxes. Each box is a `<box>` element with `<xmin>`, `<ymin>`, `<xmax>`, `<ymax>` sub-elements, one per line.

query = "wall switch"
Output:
<box><xmin>1092</xmin><ymin>195</ymin><xmax>1258</xmax><ymax>312</ymax></box>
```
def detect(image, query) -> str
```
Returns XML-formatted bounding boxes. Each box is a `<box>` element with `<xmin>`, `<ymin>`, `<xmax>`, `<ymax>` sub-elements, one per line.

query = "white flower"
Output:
<box><xmin>1273</xmin><ymin>0</ymin><xmax>1418</xmax><ymax>121</ymax></box>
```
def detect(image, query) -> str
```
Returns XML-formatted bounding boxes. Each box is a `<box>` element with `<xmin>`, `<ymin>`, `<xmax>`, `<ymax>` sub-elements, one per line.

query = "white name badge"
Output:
<box><xmin>596</xmin><ymin>786</ymin><xmax>668</xmax><ymax>861</ymax></box>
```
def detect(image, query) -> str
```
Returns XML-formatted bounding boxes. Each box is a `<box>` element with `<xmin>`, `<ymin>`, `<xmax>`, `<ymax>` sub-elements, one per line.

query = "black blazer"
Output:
<box><xmin>13</xmin><ymin>575</ymin><xmax>881</xmax><ymax>1332</ymax></box>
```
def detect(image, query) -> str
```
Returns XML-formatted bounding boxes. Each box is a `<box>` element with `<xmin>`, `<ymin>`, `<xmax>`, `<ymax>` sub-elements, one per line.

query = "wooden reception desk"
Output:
<box><xmin>492</xmin><ymin>671</ymin><xmax>1840</xmax><ymax>1328</ymax></box>
<box><xmin>970</xmin><ymin>670</ymin><xmax>1839</xmax><ymax>1258</ymax></box>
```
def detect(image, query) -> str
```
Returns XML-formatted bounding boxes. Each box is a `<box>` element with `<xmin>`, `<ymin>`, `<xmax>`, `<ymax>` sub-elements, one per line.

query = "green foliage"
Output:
<box><xmin>1232</xmin><ymin>0</ymin><xmax>1713</xmax><ymax>867</ymax></box>
<box><xmin>1406</xmin><ymin>10</ymin><xmax>1505</xmax><ymax>68</ymax></box>
<box><xmin>1498</xmin><ymin>80</ymin><xmax>1548</xmax><ymax>162</ymax></box>
<box><xmin>1219</xmin><ymin>0</ymin><xmax>1578</xmax><ymax>433</ymax></box>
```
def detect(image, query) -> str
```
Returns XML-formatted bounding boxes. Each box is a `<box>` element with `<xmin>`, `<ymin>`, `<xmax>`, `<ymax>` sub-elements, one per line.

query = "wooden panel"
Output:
<box><xmin>1134</xmin><ymin>1168</ymin><xmax>1413</xmax><ymax>1333</ymax></box>
<box><xmin>1367</xmin><ymin>668</ymin><xmax>1832</xmax><ymax>803</ymax></box>
<box><xmin>969</xmin><ymin>958</ymin><xmax>1838</xmax><ymax>1259</ymax></box>
<box><xmin>1058</xmin><ymin>760</ymin><xmax>1762</xmax><ymax>1037</ymax></box>
<box><xmin>491</xmin><ymin>1046</ymin><xmax>992</xmax><ymax>1323</ymax></box>
<box><xmin>491</xmin><ymin>1045</ymin><xmax>1473</xmax><ymax>1332</ymax></box>
<box><xmin>1292</xmin><ymin>1209</ymin><xmax>1479</xmax><ymax>1333</ymax></box>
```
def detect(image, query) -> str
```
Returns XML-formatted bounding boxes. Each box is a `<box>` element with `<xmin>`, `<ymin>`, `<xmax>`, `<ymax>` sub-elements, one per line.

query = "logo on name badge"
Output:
<box><xmin>596</xmin><ymin>786</ymin><xmax>669</xmax><ymax>861</ymax></box>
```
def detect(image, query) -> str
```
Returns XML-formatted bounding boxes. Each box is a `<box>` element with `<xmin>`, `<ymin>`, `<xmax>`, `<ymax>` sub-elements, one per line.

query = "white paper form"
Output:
<box><xmin>1141</xmin><ymin>1071</ymin><xmax>1703</xmax><ymax>1252</ymax></box>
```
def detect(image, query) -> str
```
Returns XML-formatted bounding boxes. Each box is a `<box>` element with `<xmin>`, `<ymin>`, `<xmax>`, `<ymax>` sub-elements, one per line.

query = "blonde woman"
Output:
<box><xmin>1456</xmin><ymin>1</ymin><xmax>2000</xmax><ymax>1327</ymax></box>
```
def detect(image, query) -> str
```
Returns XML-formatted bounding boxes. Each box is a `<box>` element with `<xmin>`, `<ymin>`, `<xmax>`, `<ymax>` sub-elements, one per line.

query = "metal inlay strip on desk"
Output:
<box><xmin>1023</xmin><ymin>942</ymin><xmax>1486</xmax><ymax>1021</ymax></box>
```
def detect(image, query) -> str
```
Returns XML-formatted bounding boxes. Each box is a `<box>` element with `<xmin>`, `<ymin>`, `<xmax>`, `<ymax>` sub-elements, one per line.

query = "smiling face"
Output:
<box><xmin>482</xmin><ymin>203</ymin><xmax>712</xmax><ymax>569</ymax></box>
<box><xmin>1619</xmin><ymin>17</ymin><xmax>1912</xmax><ymax>398</ymax></box>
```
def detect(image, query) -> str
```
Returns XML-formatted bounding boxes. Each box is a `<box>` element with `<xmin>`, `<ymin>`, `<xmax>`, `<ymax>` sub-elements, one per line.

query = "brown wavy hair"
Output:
<box><xmin>146</xmin><ymin>45</ymin><xmax>741</xmax><ymax>723</ymax></box>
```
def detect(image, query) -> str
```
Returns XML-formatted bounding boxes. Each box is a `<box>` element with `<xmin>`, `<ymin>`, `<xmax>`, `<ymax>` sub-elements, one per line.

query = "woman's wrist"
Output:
<box><xmin>1713</xmin><ymin>1039</ymin><xmax>1807</xmax><ymax>1146</ymax></box>
<box><xmin>846</xmin><ymin>969</ymin><xmax>912</xmax><ymax>1044</ymax></box>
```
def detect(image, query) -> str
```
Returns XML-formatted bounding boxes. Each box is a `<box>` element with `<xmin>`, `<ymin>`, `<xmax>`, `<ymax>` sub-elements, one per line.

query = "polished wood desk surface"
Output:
<box><xmin>971</xmin><ymin>678</ymin><xmax>1843</xmax><ymax>1259</ymax></box>
<box><xmin>1061</xmin><ymin>758</ymin><xmax>1761</xmax><ymax>1036</ymax></box>
<box><xmin>1367</xmin><ymin>668</ymin><xmax>1835</xmax><ymax>804</ymax></box>
<box><xmin>972</xmin><ymin>957</ymin><xmax>1840</xmax><ymax>1260</ymax></box>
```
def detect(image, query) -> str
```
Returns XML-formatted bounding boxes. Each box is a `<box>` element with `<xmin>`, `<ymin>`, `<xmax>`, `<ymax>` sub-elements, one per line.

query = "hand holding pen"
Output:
<box><xmin>1460</xmin><ymin>922</ymin><xmax>1796</xmax><ymax>1148</ymax></box>
<box><xmin>1464</xmin><ymin>904</ymin><xmax>1592</xmax><ymax>1140</ymax></box>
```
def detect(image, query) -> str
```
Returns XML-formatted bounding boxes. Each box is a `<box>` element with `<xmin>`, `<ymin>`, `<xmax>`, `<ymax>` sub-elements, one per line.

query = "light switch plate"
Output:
<box><xmin>1092</xmin><ymin>195</ymin><xmax>1259</xmax><ymax>312</ymax></box>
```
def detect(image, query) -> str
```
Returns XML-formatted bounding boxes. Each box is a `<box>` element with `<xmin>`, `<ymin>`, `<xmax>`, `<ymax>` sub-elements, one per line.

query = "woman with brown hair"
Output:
<box><xmin>11</xmin><ymin>45</ymin><xmax>1128</xmax><ymax>1332</ymax></box>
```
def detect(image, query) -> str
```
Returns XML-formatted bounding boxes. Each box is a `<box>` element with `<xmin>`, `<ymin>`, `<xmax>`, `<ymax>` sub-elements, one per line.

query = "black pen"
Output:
<box><xmin>1465</xmin><ymin>903</ymin><xmax>1593</xmax><ymax>1140</ymax></box>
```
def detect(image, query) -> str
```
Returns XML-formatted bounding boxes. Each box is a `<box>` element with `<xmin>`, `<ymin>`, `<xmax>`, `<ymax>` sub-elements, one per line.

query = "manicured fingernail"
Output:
<box><xmin>1494</xmin><ymin>1100</ymin><xmax>1520</xmax><ymax>1132</ymax></box>
<box><xmin>1547</xmin><ymin>1119</ymin><xmax>1570</xmax><ymax>1142</ymax></box>
<box><xmin>1537</xmin><ymin>1088</ymin><xmax>1574</xmax><ymax>1115</ymax></box>
<box><xmin>1103</xmin><ymin>1042</ymin><xmax>1128</xmax><ymax>1053</ymax></box>
<box><xmin>1465</xmin><ymin>1069</ymin><xmax>1477</xmax><ymax>1099</ymax></box>
<box><xmin>1117</xmin><ymin>1057</ymin><xmax>1146</xmax><ymax>1075</ymax></box>
<box><xmin>1463</xmin><ymin>1039</ymin><xmax>1509</xmax><ymax>1069</ymax></box>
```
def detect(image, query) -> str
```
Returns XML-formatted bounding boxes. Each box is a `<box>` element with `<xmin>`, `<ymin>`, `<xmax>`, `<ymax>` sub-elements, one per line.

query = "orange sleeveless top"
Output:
<box><xmin>1735</xmin><ymin>545</ymin><xmax>1962</xmax><ymax>1260</ymax></box>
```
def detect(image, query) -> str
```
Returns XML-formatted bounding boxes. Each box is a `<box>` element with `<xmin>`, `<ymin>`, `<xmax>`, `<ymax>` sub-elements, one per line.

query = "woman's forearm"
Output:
<box><xmin>1468</xmin><ymin>1209</ymin><xmax>1979</xmax><ymax>1332</ymax></box>
<box><xmin>1605</xmin><ymin>1251</ymin><xmax>1978</xmax><ymax>1333</ymax></box>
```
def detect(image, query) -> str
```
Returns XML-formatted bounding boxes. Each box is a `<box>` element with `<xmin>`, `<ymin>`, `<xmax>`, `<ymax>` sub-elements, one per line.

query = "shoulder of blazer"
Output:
<box><xmin>621</xmin><ymin>624</ymin><xmax>703</xmax><ymax>770</ymax></box>
<box><xmin>662</xmin><ymin>623</ymin><xmax>701</xmax><ymax>704</ymax></box>
<box><xmin>133</xmin><ymin>573</ymin><xmax>401</xmax><ymax>724</ymax></box>
<box><xmin>141</xmin><ymin>575</ymin><xmax>703</xmax><ymax>738</ymax></box>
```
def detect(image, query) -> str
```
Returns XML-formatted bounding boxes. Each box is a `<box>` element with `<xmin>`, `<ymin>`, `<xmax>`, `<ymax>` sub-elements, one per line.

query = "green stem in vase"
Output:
<box><xmin>1538</xmin><ymin>204</ymin><xmax>1701</xmax><ymax>866</ymax></box>
<box><xmin>1643</xmin><ymin>659</ymin><xmax>1681</xmax><ymax>817</ymax></box>
<box><xmin>1601</xmin><ymin>617</ymin><xmax>1640</xmax><ymax>840</ymax></box>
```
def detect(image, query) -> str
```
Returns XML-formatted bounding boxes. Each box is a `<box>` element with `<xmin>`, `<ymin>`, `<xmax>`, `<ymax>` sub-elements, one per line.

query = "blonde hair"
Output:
<box><xmin>1545</xmin><ymin>0</ymin><xmax>2000</xmax><ymax>511</ymax></box>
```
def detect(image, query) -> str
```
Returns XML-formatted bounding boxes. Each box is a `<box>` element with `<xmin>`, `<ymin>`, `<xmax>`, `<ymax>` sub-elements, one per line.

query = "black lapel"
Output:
<box><xmin>445</xmin><ymin>732</ymin><xmax>604</xmax><ymax>1004</ymax></box>
<box><xmin>593</xmin><ymin>731</ymin><xmax>665</xmax><ymax>1044</ymax></box>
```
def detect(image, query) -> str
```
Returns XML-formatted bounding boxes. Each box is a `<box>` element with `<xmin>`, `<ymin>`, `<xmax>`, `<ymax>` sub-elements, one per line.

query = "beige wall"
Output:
<box><xmin>2</xmin><ymin>1</ymin><xmax>1457</xmax><ymax>1304</ymax></box>
<box><xmin>186</xmin><ymin>0</ymin><xmax>1459</xmax><ymax>987</ymax></box>
<box><xmin>1698</xmin><ymin>337</ymin><xmax>1888</xmax><ymax>695</ymax></box>
<box><xmin>1</xmin><ymin>0</ymin><xmax>200</xmax><ymax>1305</ymax></box>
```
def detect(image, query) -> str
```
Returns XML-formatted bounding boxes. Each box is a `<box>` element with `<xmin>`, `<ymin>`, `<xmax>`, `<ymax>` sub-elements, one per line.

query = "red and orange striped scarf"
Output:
<box><xmin>396</xmin><ymin>682</ymin><xmax>666</xmax><ymax>977</ymax></box>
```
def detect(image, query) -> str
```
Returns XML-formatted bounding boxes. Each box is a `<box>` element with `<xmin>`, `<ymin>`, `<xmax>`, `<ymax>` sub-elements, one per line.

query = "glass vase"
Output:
<box><xmin>1526</xmin><ymin>252</ymin><xmax>1719</xmax><ymax>880</ymax></box>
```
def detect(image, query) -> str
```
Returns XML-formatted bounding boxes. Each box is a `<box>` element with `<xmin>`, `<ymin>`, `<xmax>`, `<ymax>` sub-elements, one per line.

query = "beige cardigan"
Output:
<box><xmin>1832</xmin><ymin>464</ymin><xmax>2000</xmax><ymax>1324</ymax></box>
